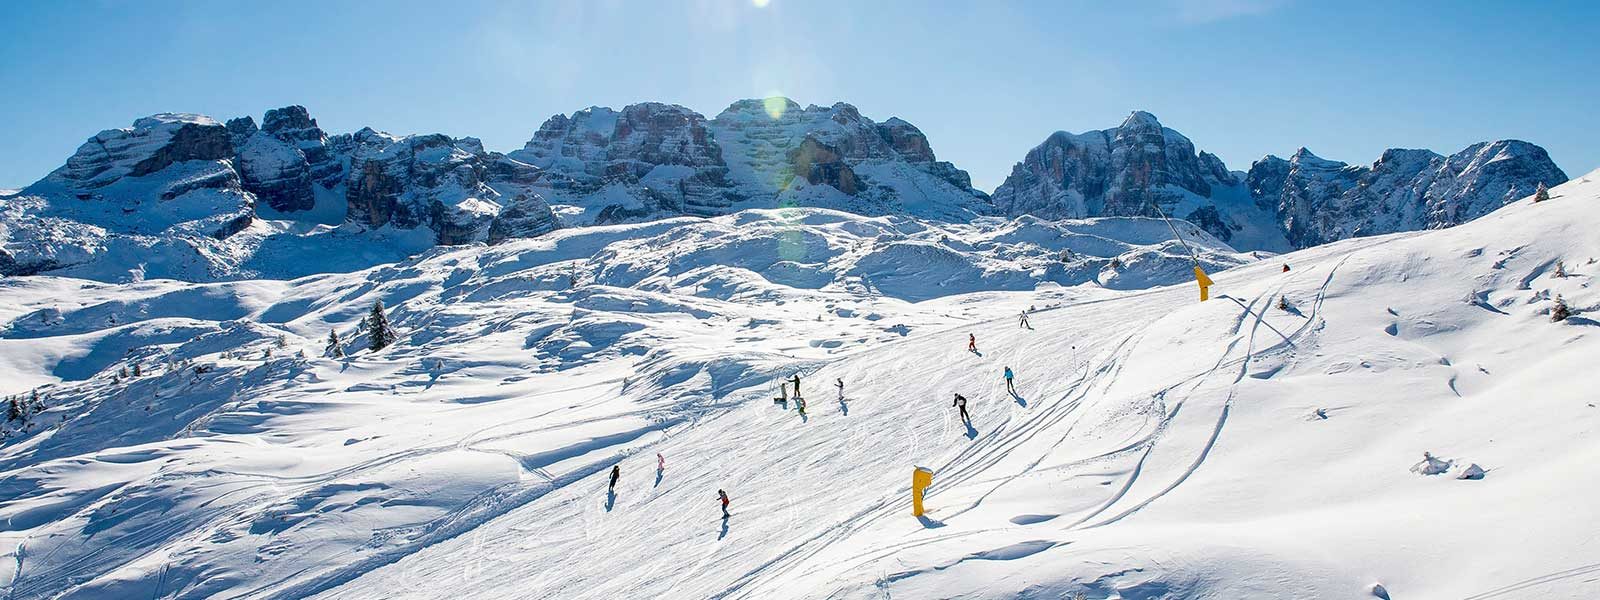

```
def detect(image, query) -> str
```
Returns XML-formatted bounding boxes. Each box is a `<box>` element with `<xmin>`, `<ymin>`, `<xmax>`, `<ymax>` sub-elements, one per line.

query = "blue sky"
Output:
<box><xmin>2</xmin><ymin>0</ymin><xmax>1595</xmax><ymax>191</ymax></box>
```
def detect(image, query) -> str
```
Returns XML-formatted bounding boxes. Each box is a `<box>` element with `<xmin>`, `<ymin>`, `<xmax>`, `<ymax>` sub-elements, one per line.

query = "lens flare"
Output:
<box><xmin>762</xmin><ymin>95</ymin><xmax>788</xmax><ymax>120</ymax></box>
<box><xmin>752</xmin><ymin>0</ymin><xmax>771</xmax><ymax>7</ymax></box>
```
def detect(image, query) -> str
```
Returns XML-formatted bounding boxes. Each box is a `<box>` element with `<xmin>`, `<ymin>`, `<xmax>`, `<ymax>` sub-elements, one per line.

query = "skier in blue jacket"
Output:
<box><xmin>1003</xmin><ymin>366</ymin><xmax>1016</xmax><ymax>395</ymax></box>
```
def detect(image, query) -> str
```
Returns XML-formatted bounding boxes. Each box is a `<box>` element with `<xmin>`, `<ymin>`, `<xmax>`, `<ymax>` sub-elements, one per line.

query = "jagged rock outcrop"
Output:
<box><xmin>344</xmin><ymin>130</ymin><xmax>554</xmax><ymax>245</ymax></box>
<box><xmin>1247</xmin><ymin>141</ymin><xmax>1568</xmax><ymax>247</ymax></box>
<box><xmin>230</xmin><ymin>105</ymin><xmax>342</xmax><ymax>213</ymax></box>
<box><xmin>20</xmin><ymin>113</ymin><xmax>254</xmax><ymax>238</ymax></box>
<box><xmin>511</xmin><ymin>98</ymin><xmax>992</xmax><ymax>225</ymax></box>
<box><xmin>996</xmin><ymin>111</ymin><xmax>1568</xmax><ymax>250</ymax></box>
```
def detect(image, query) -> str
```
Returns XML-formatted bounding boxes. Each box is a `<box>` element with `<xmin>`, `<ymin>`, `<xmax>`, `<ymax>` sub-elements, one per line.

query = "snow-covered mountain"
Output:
<box><xmin>2</xmin><ymin>164</ymin><xmax>1595</xmax><ymax>598</ymax></box>
<box><xmin>509</xmin><ymin>98</ymin><xmax>992</xmax><ymax>224</ymax></box>
<box><xmin>993</xmin><ymin>111</ymin><xmax>1568</xmax><ymax>251</ymax></box>
<box><xmin>0</xmin><ymin>108</ymin><xmax>561</xmax><ymax>282</ymax></box>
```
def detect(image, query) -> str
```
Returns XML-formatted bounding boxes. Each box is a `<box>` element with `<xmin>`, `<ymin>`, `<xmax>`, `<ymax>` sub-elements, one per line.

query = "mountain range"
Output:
<box><xmin>0</xmin><ymin>99</ymin><xmax>1567</xmax><ymax>281</ymax></box>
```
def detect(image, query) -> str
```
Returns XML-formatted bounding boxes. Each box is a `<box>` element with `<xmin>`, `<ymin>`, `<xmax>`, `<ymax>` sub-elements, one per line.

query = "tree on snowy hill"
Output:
<box><xmin>1552</xmin><ymin>295</ymin><xmax>1571</xmax><ymax>322</ymax></box>
<box><xmin>275</xmin><ymin>334</ymin><xmax>289</xmax><ymax>349</ymax></box>
<box><xmin>367</xmin><ymin>300</ymin><xmax>397</xmax><ymax>351</ymax></box>
<box><xmin>1534</xmin><ymin>182</ymin><xmax>1550</xmax><ymax>202</ymax></box>
<box><xmin>326</xmin><ymin>330</ymin><xmax>345</xmax><ymax>358</ymax></box>
<box><xmin>6</xmin><ymin>397</ymin><xmax>20</xmax><ymax>422</ymax></box>
<box><xmin>132</xmin><ymin>363</ymin><xmax>142</xmax><ymax>377</ymax></box>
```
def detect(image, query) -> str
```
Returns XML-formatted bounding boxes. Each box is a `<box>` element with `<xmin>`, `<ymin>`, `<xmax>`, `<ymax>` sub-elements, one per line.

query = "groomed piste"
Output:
<box><xmin>1</xmin><ymin>173</ymin><xmax>1597</xmax><ymax>599</ymax></box>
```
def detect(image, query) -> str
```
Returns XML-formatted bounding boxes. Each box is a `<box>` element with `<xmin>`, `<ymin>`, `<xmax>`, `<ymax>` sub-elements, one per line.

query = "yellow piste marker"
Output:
<box><xmin>911</xmin><ymin>467</ymin><xmax>934</xmax><ymax>517</ymax></box>
<box><xmin>1194</xmin><ymin>266</ymin><xmax>1213</xmax><ymax>302</ymax></box>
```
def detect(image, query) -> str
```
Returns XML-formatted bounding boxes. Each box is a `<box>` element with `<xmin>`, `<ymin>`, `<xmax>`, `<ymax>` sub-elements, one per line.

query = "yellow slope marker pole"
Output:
<box><xmin>1143</xmin><ymin>196</ymin><xmax>1211</xmax><ymax>302</ymax></box>
<box><xmin>1194</xmin><ymin>265</ymin><xmax>1213</xmax><ymax>302</ymax></box>
<box><xmin>911</xmin><ymin>467</ymin><xmax>934</xmax><ymax>517</ymax></box>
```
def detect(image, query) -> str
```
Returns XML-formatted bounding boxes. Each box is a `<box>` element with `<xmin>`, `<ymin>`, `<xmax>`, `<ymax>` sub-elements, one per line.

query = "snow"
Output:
<box><xmin>0</xmin><ymin>170</ymin><xmax>1597</xmax><ymax>598</ymax></box>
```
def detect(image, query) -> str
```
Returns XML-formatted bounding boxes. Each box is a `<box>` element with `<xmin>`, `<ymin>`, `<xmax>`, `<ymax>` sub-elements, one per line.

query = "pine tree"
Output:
<box><xmin>132</xmin><ymin>363</ymin><xmax>142</xmax><ymax>377</ymax></box>
<box><xmin>326</xmin><ymin>330</ymin><xmax>345</xmax><ymax>358</ymax></box>
<box><xmin>1552</xmin><ymin>295</ymin><xmax>1571</xmax><ymax>322</ymax></box>
<box><xmin>1534</xmin><ymin>182</ymin><xmax>1550</xmax><ymax>203</ymax></box>
<box><xmin>367</xmin><ymin>300</ymin><xmax>397</xmax><ymax>351</ymax></box>
<box><xmin>275</xmin><ymin>334</ymin><xmax>289</xmax><ymax>349</ymax></box>
<box><xmin>118</xmin><ymin>366</ymin><xmax>129</xmax><ymax>378</ymax></box>
<box><xmin>1554</xmin><ymin>260</ymin><xmax>1567</xmax><ymax>278</ymax></box>
<box><xmin>6</xmin><ymin>397</ymin><xmax>20</xmax><ymax>422</ymax></box>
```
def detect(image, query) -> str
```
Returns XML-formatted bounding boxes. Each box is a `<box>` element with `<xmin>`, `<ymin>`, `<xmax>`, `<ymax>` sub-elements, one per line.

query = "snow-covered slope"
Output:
<box><xmin>1</xmin><ymin>155</ymin><xmax>1595</xmax><ymax>597</ymax></box>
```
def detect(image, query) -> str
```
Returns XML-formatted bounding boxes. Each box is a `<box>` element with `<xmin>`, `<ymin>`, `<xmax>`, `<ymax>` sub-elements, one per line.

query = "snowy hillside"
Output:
<box><xmin>1</xmin><ymin>167</ymin><xmax>1597</xmax><ymax>599</ymax></box>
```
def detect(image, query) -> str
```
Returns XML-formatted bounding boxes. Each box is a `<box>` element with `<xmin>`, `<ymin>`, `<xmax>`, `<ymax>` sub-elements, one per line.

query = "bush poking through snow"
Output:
<box><xmin>1551</xmin><ymin>295</ymin><xmax>1571</xmax><ymax>322</ymax></box>
<box><xmin>367</xmin><ymin>300</ymin><xmax>397</xmax><ymax>352</ymax></box>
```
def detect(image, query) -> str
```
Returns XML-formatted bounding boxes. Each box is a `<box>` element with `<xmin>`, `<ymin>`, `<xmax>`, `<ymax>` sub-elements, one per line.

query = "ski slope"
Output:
<box><xmin>1</xmin><ymin>173</ymin><xmax>1598</xmax><ymax>599</ymax></box>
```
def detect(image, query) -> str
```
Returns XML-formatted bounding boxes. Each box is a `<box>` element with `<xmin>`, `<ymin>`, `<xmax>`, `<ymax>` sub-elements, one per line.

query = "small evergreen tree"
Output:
<box><xmin>6</xmin><ymin>397</ymin><xmax>20</xmax><ymax>422</ymax></box>
<box><xmin>118</xmin><ymin>366</ymin><xmax>129</xmax><ymax>378</ymax></box>
<box><xmin>1277</xmin><ymin>296</ymin><xmax>1290</xmax><ymax>312</ymax></box>
<box><xmin>132</xmin><ymin>363</ymin><xmax>142</xmax><ymax>377</ymax></box>
<box><xmin>1554</xmin><ymin>260</ymin><xmax>1567</xmax><ymax>278</ymax></box>
<box><xmin>275</xmin><ymin>334</ymin><xmax>289</xmax><ymax>349</ymax></box>
<box><xmin>1552</xmin><ymin>295</ymin><xmax>1571</xmax><ymax>322</ymax></box>
<box><xmin>326</xmin><ymin>330</ymin><xmax>345</xmax><ymax>358</ymax></box>
<box><xmin>1533</xmin><ymin>182</ymin><xmax>1550</xmax><ymax>203</ymax></box>
<box><xmin>367</xmin><ymin>300</ymin><xmax>397</xmax><ymax>351</ymax></box>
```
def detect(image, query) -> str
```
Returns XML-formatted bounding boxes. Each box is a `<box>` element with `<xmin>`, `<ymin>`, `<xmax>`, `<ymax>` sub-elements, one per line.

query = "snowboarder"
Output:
<box><xmin>952</xmin><ymin>393</ymin><xmax>970</xmax><ymax>422</ymax></box>
<box><xmin>1003</xmin><ymin>366</ymin><xmax>1016</xmax><ymax>395</ymax></box>
<box><xmin>967</xmin><ymin>334</ymin><xmax>977</xmax><ymax>353</ymax></box>
<box><xmin>795</xmin><ymin>394</ymin><xmax>807</xmax><ymax>417</ymax></box>
<box><xmin>774</xmin><ymin>380</ymin><xmax>789</xmax><ymax>406</ymax></box>
<box><xmin>1019</xmin><ymin>311</ymin><xmax>1030</xmax><ymax>329</ymax></box>
<box><xmin>609</xmin><ymin>464</ymin><xmax>620</xmax><ymax>492</ymax></box>
<box><xmin>718</xmin><ymin>489</ymin><xmax>731</xmax><ymax>518</ymax></box>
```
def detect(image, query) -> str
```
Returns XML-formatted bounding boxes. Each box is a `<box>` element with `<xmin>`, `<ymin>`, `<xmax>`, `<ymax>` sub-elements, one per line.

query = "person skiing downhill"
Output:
<box><xmin>1019</xmin><ymin>311</ymin><xmax>1030</xmax><ymax>329</ymax></box>
<box><xmin>791</xmin><ymin>374</ymin><xmax>802</xmax><ymax>400</ymax></box>
<box><xmin>657</xmin><ymin>452</ymin><xmax>665</xmax><ymax>472</ymax></box>
<box><xmin>952</xmin><ymin>393</ymin><xmax>970</xmax><ymax>422</ymax></box>
<box><xmin>1004</xmin><ymin>366</ymin><xmax>1016</xmax><ymax>395</ymax></box>
<box><xmin>836</xmin><ymin>378</ymin><xmax>845</xmax><ymax>402</ymax></box>
<box><xmin>609</xmin><ymin>464</ymin><xmax>620</xmax><ymax>492</ymax></box>
<box><xmin>967</xmin><ymin>334</ymin><xmax>977</xmax><ymax>353</ymax></box>
<box><xmin>718</xmin><ymin>489</ymin><xmax>731</xmax><ymax>518</ymax></box>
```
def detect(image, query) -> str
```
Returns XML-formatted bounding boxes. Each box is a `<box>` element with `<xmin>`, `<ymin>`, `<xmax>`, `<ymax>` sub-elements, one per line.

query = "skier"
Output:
<box><xmin>1019</xmin><ymin>310</ymin><xmax>1030</xmax><ymax>329</ymax></box>
<box><xmin>774</xmin><ymin>379</ymin><xmax>789</xmax><ymax>406</ymax></box>
<box><xmin>609</xmin><ymin>464</ymin><xmax>620</xmax><ymax>492</ymax></box>
<box><xmin>791</xmin><ymin>373</ymin><xmax>802</xmax><ymax>400</ymax></box>
<box><xmin>952</xmin><ymin>393</ymin><xmax>970</xmax><ymax>423</ymax></box>
<box><xmin>657</xmin><ymin>452</ymin><xmax>665</xmax><ymax>472</ymax></box>
<box><xmin>835</xmin><ymin>377</ymin><xmax>845</xmax><ymax>402</ymax></box>
<box><xmin>718</xmin><ymin>489</ymin><xmax>731</xmax><ymax>518</ymax></box>
<box><xmin>795</xmin><ymin>394</ymin><xmax>807</xmax><ymax>417</ymax></box>
<box><xmin>967</xmin><ymin>334</ymin><xmax>977</xmax><ymax>353</ymax></box>
<box><xmin>1003</xmin><ymin>366</ymin><xmax>1016</xmax><ymax>395</ymax></box>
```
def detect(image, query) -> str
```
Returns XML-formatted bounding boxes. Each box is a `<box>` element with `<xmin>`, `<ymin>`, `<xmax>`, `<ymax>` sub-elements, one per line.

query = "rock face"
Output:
<box><xmin>5</xmin><ymin>107</ymin><xmax>562</xmax><ymax>279</ymax></box>
<box><xmin>1247</xmin><ymin>141</ymin><xmax>1568</xmax><ymax>247</ymax></box>
<box><xmin>510</xmin><ymin>98</ymin><xmax>992</xmax><ymax>225</ymax></box>
<box><xmin>995</xmin><ymin>111</ymin><xmax>1568</xmax><ymax>250</ymax></box>
<box><xmin>229</xmin><ymin>106</ymin><xmax>341</xmax><ymax>213</ymax></box>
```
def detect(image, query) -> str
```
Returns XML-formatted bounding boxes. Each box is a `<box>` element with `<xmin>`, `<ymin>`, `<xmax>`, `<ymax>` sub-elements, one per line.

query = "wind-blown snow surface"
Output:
<box><xmin>2</xmin><ymin>171</ymin><xmax>1598</xmax><ymax>598</ymax></box>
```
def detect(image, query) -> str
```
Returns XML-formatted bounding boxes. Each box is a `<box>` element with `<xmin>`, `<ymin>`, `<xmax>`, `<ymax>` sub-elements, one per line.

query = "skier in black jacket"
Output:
<box><xmin>609</xmin><ymin>464</ymin><xmax>620</xmax><ymax>491</ymax></box>
<box><xmin>952</xmin><ymin>393</ymin><xmax>970</xmax><ymax>422</ymax></box>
